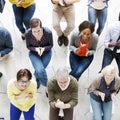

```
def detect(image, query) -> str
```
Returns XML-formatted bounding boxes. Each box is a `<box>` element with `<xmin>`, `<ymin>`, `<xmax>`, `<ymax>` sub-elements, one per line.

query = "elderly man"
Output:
<box><xmin>0</xmin><ymin>27</ymin><xmax>13</xmax><ymax>78</ymax></box>
<box><xmin>47</xmin><ymin>67</ymin><xmax>78</xmax><ymax>120</ymax></box>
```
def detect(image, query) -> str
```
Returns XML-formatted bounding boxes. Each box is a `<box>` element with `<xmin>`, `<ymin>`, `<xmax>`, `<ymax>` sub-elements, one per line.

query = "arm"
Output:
<box><xmin>64</xmin><ymin>0</ymin><xmax>80</xmax><ymax>4</ymax></box>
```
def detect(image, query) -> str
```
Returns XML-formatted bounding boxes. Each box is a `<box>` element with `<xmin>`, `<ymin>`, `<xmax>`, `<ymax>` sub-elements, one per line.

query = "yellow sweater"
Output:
<box><xmin>9</xmin><ymin>0</ymin><xmax>35</xmax><ymax>8</ymax></box>
<box><xmin>7</xmin><ymin>79</ymin><xmax>37</xmax><ymax>112</ymax></box>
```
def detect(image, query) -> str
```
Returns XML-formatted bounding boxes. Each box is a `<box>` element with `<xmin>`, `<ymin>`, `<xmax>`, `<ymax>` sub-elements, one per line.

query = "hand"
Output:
<box><xmin>75</xmin><ymin>48</ymin><xmax>80</xmax><ymax>55</ymax></box>
<box><xmin>64</xmin><ymin>0</ymin><xmax>73</xmax><ymax>4</ymax></box>
<box><xmin>39</xmin><ymin>47</ymin><xmax>45</xmax><ymax>56</ymax></box>
<box><xmin>55</xmin><ymin>99</ymin><xmax>65</xmax><ymax>109</ymax></box>
<box><xmin>18</xmin><ymin>0</ymin><xmax>24</xmax><ymax>4</ymax></box>
<box><xmin>98</xmin><ymin>91</ymin><xmax>105</xmax><ymax>102</ymax></box>
<box><xmin>111</xmin><ymin>93</ymin><xmax>119</xmax><ymax>106</ymax></box>
<box><xmin>59</xmin><ymin>0</ymin><xmax>65</xmax><ymax>6</ymax></box>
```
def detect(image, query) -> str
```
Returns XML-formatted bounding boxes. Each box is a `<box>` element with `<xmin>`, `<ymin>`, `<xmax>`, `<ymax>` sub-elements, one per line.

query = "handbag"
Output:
<box><xmin>0</xmin><ymin>0</ymin><xmax>5</xmax><ymax>13</ymax></box>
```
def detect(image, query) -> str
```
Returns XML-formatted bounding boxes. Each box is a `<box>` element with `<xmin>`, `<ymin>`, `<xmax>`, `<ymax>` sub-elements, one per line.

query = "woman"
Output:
<box><xmin>88</xmin><ymin>64</ymin><xmax>120</xmax><ymax>120</ymax></box>
<box><xmin>88</xmin><ymin>0</ymin><xmax>109</xmax><ymax>35</ymax></box>
<box><xmin>25</xmin><ymin>18</ymin><xmax>53</xmax><ymax>89</ymax></box>
<box><xmin>7</xmin><ymin>68</ymin><xmax>37</xmax><ymax>120</ymax></box>
<box><xmin>9</xmin><ymin>0</ymin><xmax>36</xmax><ymax>40</ymax></box>
<box><xmin>69</xmin><ymin>20</ymin><xmax>98</xmax><ymax>81</ymax></box>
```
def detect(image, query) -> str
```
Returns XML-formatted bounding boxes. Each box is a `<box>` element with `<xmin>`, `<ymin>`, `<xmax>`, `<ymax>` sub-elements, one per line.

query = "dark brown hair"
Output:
<box><xmin>16</xmin><ymin>69</ymin><xmax>32</xmax><ymax>81</ymax></box>
<box><xmin>79</xmin><ymin>20</ymin><xmax>95</xmax><ymax>33</ymax></box>
<box><xmin>30</xmin><ymin>18</ymin><xmax>42</xmax><ymax>28</ymax></box>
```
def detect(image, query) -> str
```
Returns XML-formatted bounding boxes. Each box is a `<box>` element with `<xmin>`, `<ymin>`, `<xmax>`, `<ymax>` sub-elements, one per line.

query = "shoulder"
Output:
<box><xmin>43</xmin><ymin>27</ymin><xmax>52</xmax><ymax>34</ymax></box>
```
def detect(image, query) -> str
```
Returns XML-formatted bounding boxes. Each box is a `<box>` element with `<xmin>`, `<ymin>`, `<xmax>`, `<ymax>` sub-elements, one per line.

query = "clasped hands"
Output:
<box><xmin>36</xmin><ymin>47</ymin><xmax>45</xmax><ymax>56</ymax></box>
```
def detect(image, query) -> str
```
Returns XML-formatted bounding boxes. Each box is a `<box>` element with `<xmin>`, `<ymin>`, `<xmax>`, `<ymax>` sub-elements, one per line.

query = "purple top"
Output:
<box><xmin>25</xmin><ymin>27</ymin><xmax>53</xmax><ymax>54</ymax></box>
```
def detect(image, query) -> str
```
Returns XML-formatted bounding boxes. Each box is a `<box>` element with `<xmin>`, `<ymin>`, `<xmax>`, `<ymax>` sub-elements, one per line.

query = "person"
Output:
<box><xmin>69</xmin><ymin>20</ymin><xmax>98</xmax><ymax>81</ymax></box>
<box><xmin>51</xmin><ymin>0</ymin><xmax>80</xmax><ymax>46</ymax></box>
<box><xmin>100</xmin><ymin>15</ymin><xmax>120</xmax><ymax>76</ymax></box>
<box><xmin>88</xmin><ymin>64</ymin><xmax>120</xmax><ymax>120</ymax></box>
<box><xmin>9</xmin><ymin>0</ymin><xmax>36</xmax><ymax>40</ymax></box>
<box><xmin>25</xmin><ymin>18</ymin><xmax>53</xmax><ymax>89</ymax></box>
<box><xmin>88</xmin><ymin>0</ymin><xmax>109</xmax><ymax>35</ymax></box>
<box><xmin>47</xmin><ymin>67</ymin><xmax>78</xmax><ymax>120</ymax></box>
<box><xmin>0</xmin><ymin>27</ymin><xmax>13</xmax><ymax>78</ymax></box>
<box><xmin>7</xmin><ymin>68</ymin><xmax>37</xmax><ymax>120</ymax></box>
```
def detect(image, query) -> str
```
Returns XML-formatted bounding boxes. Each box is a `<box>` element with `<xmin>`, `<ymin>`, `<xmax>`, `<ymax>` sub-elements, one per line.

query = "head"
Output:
<box><xmin>30</xmin><ymin>18</ymin><xmax>43</xmax><ymax>39</ymax></box>
<box><xmin>56</xmin><ymin>67</ymin><xmax>70</xmax><ymax>90</ymax></box>
<box><xmin>78</xmin><ymin>20</ymin><xmax>95</xmax><ymax>41</ymax></box>
<box><xmin>17</xmin><ymin>68</ymin><xmax>32</xmax><ymax>90</ymax></box>
<box><xmin>101</xmin><ymin>64</ymin><xmax>117</xmax><ymax>85</ymax></box>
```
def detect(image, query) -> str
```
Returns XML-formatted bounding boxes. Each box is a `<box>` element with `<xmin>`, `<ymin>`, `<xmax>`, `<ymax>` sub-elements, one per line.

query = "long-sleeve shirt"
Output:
<box><xmin>47</xmin><ymin>76</ymin><xmax>78</xmax><ymax>108</ymax></box>
<box><xmin>7</xmin><ymin>79</ymin><xmax>37</xmax><ymax>112</ymax></box>
<box><xmin>88</xmin><ymin>0</ymin><xmax>109</xmax><ymax>6</ymax></box>
<box><xmin>69</xmin><ymin>29</ymin><xmax>98</xmax><ymax>56</ymax></box>
<box><xmin>9</xmin><ymin>0</ymin><xmax>35</xmax><ymax>8</ymax></box>
<box><xmin>25</xmin><ymin>27</ymin><xmax>53</xmax><ymax>55</ymax></box>
<box><xmin>0</xmin><ymin>27</ymin><xmax>13</xmax><ymax>56</ymax></box>
<box><xmin>104</xmin><ymin>21</ymin><xmax>120</xmax><ymax>53</ymax></box>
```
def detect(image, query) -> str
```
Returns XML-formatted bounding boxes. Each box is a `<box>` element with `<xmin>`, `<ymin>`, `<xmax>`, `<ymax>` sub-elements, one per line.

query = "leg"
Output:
<box><xmin>29</xmin><ymin>52</ymin><xmax>48</xmax><ymax>88</ymax></box>
<box><xmin>23</xmin><ymin>4</ymin><xmax>36</xmax><ymax>30</ymax></box>
<box><xmin>88</xmin><ymin>6</ymin><xmax>97</xmax><ymax>26</ymax></box>
<box><xmin>49</xmin><ymin>106</ymin><xmax>60</xmax><ymax>120</ymax></box>
<box><xmin>52</xmin><ymin>5</ymin><xmax>63</xmax><ymax>36</ymax></box>
<box><xmin>63</xmin><ymin>108</ymin><xmax>73</xmax><ymax>120</ymax></box>
<box><xmin>97</xmin><ymin>7</ymin><xmax>107</xmax><ymax>35</ymax></box>
<box><xmin>23</xmin><ymin>104</ymin><xmax>35</xmax><ymax>120</ymax></box>
<box><xmin>90</xmin><ymin>97</ymin><xmax>103</xmax><ymax>120</ymax></box>
<box><xmin>115</xmin><ymin>53</ymin><xmax>120</xmax><ymax>76</ymax></box>
<box><xmin>63</xmin><ymin>5</ymin><xmax>75</xmax><ymax>37</ymax></box>
<box><xmin>10</xmin><ymin>103</ymin><xmax>22</xmax><ymax>120</ymax></box>
<box><xmin>101</xmin><ymin>49</ymin><xmax>114</xmax><ymax>71</ymax></box>
<box><xmin>102</xmin><ymin>101</ymin><xmax>112</xmax><ymax>120</ymax></box>
<box><xmin>12</xmin><ymin>5</ymin><xmax>25</xmax><ymax>34</ymax></box>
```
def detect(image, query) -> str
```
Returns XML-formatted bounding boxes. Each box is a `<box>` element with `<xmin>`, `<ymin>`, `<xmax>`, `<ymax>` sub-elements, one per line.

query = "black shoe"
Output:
<box><xmin>58</xmin><ymin>116</ymin><xmax>64</xmax><ymax>120</ymax></box>
<box><xmin>58</xmin><ymin>35</ymin><xmax>64</xmax><ymax>46</ymax></box>
<box><xmin>21</xmin><ymin>35</ymin><xmax>25</xmax><ymax>40</ymax></box>
<box><xmin>63</xmin><ymin>36</ymin><xmax>69</xmax><ymax>46</ymax></box>
<box><xmin>46</xmin><ymin>92</ymin><xmax>48</xmax><ymax>98</ymax></box>
<box><xmin>0</xmin><ymin>72</ymin><xmax>3</xmax><ymax>78</ymax></box>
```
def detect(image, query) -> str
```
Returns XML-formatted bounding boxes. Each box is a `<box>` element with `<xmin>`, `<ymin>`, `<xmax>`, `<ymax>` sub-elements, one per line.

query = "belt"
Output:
<box><xmin>58</xmin><ymin>3</ymin><xmax>73</xmax><ymax>7</ymax></box>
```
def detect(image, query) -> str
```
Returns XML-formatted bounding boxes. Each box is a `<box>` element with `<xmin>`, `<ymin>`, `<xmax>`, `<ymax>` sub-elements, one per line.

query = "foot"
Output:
<box><xmin>21</xmin><ymin>34</ymin><xmax>25</xmax><ymax>40</ymax></box>
<box><xmin>0</xmin><ymin>72</ymin><xmax>3</xmax><ymax>78</ymax></box>
<box><xmin>63</xmin><ymin>36</ymin><xmax>69</xmax><ymax>46</ymax></box>
<box><xmin>58</xmin><ymin>34</ymin><xmax>64</xmax><ymax>46</ymax></box>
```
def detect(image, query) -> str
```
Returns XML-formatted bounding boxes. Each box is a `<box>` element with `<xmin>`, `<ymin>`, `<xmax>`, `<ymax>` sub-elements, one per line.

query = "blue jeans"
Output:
<box><xmin>90</xmin><ymin>97</ymin><xmax>112</xmax><ymax>120</ymax></box>
<box><xmin>69</xmin><ymin>52</ymin><xmax>93</xmax><ymax>80</ymax></box>
<box><xmin>101</xmin><ymin>49</ymin><xmax>120</xmax><ymax>76</ymax></box>
<box><xmin>88</xmin><ymin>6</ymin><xmax>107</xmax><ymax>35</ymax></box>
<box><xmin>10</xmin><ymin>103</ymin><xmax>35</xmax><ymax>120</ymax></box>
<box><xmin>29</xmin><ymin>50</ymin><xmax>52</xmax><ymax>88</ymax></box>
<box><xmin>12</xmin><ymin>4</ymin><xmax>36</xmax><ymax>34</ymax></box>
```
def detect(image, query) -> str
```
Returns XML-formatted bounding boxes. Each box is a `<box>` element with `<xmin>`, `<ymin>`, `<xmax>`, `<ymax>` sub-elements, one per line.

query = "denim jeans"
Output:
<box><xmin>101</xmin><ymin>49</ymin><xmax>120</xmax><ymax>76</ymax></box>
<box><xmin>69</xmin><ymin>52</ymin><xmax>93</xmax><ymax>80</ymax></box>
<box><xmin>90</xmin><ymin>97</ymin><xmax>112</xmax><ymax>120</ymax></box>
<box><xmin>88</xmin><ymin>6</ymin><xmax>107</xmax><ymax>35</ymax></box>
<box><xmin>49</xmin><ymin>107</ymin><xmax>73</xmax><ymax>120</ymax></box>
<box><xmin>12</xmin><ymin>4</ymin><xmax>36</xmax><ymax>34</ymax></box>
<box><xmin>29</xmin><ymin>50</ymin><xmax>52</xmax><ymax>88</ymax></box>
<box><xmin>10</xmin><ymin>103</ymin><xmax>35</xmax><ymax>120</ymax></box>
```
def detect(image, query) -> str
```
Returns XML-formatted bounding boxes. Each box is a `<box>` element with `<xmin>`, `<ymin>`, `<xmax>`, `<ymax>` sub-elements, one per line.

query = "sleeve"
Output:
<box><xmin>67</xmin><ymin>79</ymin><xmax>78</xmax><ymax>108</ymax></box>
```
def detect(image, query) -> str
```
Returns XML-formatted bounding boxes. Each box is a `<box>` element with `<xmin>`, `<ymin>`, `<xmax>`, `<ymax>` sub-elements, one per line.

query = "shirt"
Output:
<box><xmin>104</xmin><ymin>21</ymin><xmax>120</xmax><ymax>53</ymax></box>
<box><xmin>0</xmin><ymin>27</ymin><xmax>13</xmax><ymax>56</ymax></box>
<box><xmin>25</xmin><ymin>27</ymin><xmax>53</xmax><ymax>55</ymax></box>
<box><xmin>47</xmin><ymin>76</ymin><xmax>78</xmax><ymax>108</ymax></box>
<box><xmin>7</xmin><ymin>79</ymin><xmax>37</xmax><ymax>112</ymax></box>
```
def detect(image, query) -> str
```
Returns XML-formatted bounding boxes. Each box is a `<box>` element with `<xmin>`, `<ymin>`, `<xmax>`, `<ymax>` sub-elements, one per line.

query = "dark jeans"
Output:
<box><xmin>12</xmin><ymin>4</ymin><xmax>36</xmax><ymax>34</ymax></box>
<box><xmin>49</xmin><ymin>107</ymin><xmax>73</xmax><ymax>120</ymax></box>
<box><xmin>69</xmin><ymin>52</ymin><xmax>93</xmax><ymax>80</ymax></box>
<box><xmin>29</xmin><ymin>50</ymin><xmax>52</xmax><ymax>88</ymax></box>
<box><xmin>101</xmin><ymin>48</ymin><xmax>120</xmax><ymax>76</ymax></box>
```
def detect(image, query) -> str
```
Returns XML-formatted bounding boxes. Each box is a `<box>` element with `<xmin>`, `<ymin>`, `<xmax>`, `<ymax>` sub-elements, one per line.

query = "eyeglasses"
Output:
<box><xmin>19</xmin><ymin>80</ymin><xmax>30</xmax><ymax>84</ymax></box>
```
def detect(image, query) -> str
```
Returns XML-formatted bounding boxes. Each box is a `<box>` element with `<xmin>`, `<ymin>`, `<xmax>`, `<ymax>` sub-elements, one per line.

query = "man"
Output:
<box><xmin>0</xmin><ymin>27</ymin><xmax>13</xmax><ymax>77</ymax></box>
<box><xmin>47</xmin><ymin>67</ymin><xmax>78</xmax><ymax>120</ymax></box>
<box><xmin>51</xmin><ymin>0</ymin><xmax>80</xmax><ymax>46</ymax></box>
<box><xmin>101</xmin><ymin>13</ymin><xmax>120</xmax><ymax>75</ymax></box>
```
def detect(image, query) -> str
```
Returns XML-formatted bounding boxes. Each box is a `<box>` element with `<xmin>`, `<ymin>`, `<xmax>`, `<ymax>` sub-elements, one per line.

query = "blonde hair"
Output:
<box><xmin>101</xmin><ymin>64</ymin><xmax>117</xmax><ymax>76</ymax></box>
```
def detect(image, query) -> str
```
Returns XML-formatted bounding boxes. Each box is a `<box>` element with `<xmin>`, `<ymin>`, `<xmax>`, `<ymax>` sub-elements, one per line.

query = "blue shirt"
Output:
<box><xmin>25</xmin><ymin>27</ymin><xmax>53</xmax><ymax>54</ymax></box>
<box><xmin>0</xmin><ymin>27</ymin><xmax>13</xmax><ymax>56</ymax></box>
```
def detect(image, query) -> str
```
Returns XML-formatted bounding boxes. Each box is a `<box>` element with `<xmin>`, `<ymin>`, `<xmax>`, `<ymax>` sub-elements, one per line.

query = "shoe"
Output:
<box><xmin>21</xmin><ymin>34</ymin><xmax>25</xmax><ymax>40</ymax></box>
<box><xmin>58</xmin><ymin>116</ymin><xmax>64</xmax><ymax>120</ymax></box>
<box><xmin>0</xmin><ymin>72</ymin><xmax>3</xmax><ymax>78</ymax></box>
<box><xmin>63</xmin><ymin>36</ymin><xmax>69</xmax><ymax>46</ymax></box>
<box><xmin>46</xmin><ymin>92</ymin><xmax>48</xmax><ymax>98</ymax></box>
<box><xmin>58</xmin><ymin>34</ymin><xmax>64</xmax><ymax>46</ymax></box>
